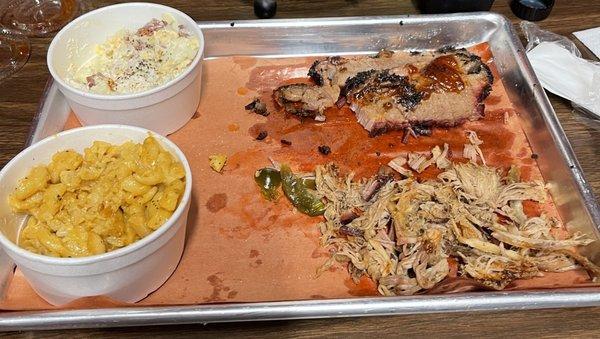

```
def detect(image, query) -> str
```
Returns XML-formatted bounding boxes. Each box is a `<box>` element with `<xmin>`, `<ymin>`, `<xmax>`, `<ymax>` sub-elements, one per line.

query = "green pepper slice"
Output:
<box><xmin>280</xmin><ymin>164</ymin><xmax>325</xmax><ymax>216</ymax></box>
<box><xmin>254</xmin><ymin>168</ymin><xmax>282</xmax><ymax>201</ymax></box>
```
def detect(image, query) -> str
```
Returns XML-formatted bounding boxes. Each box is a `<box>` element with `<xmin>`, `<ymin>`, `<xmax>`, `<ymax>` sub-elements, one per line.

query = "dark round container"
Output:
<box><xmin>415</xmin><ymin>0</ymin><xmax>495</xmax><ymax>14</ymax></box>
<box><xmin>510</xmin><ymin>0</ymin><xmax>555</xmax><ymax>21</ymax></box>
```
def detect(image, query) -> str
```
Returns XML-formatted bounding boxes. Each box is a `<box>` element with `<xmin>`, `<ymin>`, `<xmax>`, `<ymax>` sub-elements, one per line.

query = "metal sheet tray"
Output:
<box><xmin>1</xmin><ymin>13</ymin><xmax>600</xmax><ymax>331</ymax></box>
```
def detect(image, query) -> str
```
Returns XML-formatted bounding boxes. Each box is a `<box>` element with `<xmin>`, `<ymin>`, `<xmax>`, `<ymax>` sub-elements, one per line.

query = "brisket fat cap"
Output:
<box><xmin>308</xmin><ymin>50</ymin><xmax>403</xmax><ymax>89</ymax></box>
<box><xmin>308</xmin><ymin>55</ymin><xmax>347</xmax><ymax>86</ymax></box>
<box><xmin>343</xmin><ymin>69</ymin><xmax>423</xmax><ymax>111</ymax></box>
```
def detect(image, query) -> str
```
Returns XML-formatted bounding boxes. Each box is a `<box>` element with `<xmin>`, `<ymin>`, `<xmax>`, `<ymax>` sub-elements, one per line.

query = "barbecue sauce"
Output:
<box><xmin>416</xmin><ymin>55</ymin><xmax>465</xmax><ymax>99</ymax></box>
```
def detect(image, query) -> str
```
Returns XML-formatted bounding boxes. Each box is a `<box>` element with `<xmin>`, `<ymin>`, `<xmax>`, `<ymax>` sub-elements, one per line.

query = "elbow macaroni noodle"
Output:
<box><xmin>9</xmin><ymin>136</ymin><xmax>185</xmax><ymax>258</ymax></box>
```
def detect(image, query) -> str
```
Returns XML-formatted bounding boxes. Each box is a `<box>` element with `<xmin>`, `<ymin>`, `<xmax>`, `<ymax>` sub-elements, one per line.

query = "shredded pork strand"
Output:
<box><xmin>464</xmin><ymin>130</ymin><xmax>486</xmax><ymax>165</ymax></box>
<box><xmin>389</xmin><ymin>143</ymin><xmax>451</xmax><ymax>176</ymax></box>
<box><xmin>313</xmin><ymin>144</ymin><xmax>600</xmax><ymax>295</ymax></box>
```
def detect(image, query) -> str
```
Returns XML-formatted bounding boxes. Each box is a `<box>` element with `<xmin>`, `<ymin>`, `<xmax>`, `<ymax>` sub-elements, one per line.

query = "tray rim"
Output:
<box><xmin>3</xmin><ymin>288</ymin><xmax>600</xmax><ymax>331</ymax></box>
<box><xmin>2</xmin><ymin>12</ymin><xmax>600</xmax><ymax>331</ymax></box>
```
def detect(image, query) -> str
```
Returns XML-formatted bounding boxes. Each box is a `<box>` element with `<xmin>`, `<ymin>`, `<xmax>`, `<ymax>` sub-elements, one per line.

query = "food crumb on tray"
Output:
<box><xmin>318</xmin><ymin>145</ymin><xmax>331</xmax><ymax>155</ymax></box>
<box><xmin>208</xmin><ymin>154</ymin><xmax>227</xmax><ymax>173</ymax></box>
<box><xmin>245</xmin><ymin>98</ymin><xmax>269</xmax><ymax>116</ymax></box>
<box><xmin>256</xmin><ymin>131</ymin><xmax>268</xmax><ymax>140</ymax></box>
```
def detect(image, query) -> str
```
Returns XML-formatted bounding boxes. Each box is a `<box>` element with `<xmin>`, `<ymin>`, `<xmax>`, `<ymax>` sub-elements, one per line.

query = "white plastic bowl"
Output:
<box><xmin>47</xmin><ymin>3</ymin><xmax>204</xmax><ymax>136</ymax></box>
<box><xmin>0</xmin><ymin>125</ymin><xmax>192</xmax><ymax>306</ymax></box>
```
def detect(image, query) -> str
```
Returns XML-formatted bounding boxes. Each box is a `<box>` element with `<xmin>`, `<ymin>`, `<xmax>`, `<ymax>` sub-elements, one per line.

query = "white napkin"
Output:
<box><xmin>574</xmin><ymin>27</ymin><xmax>600</xmax><ymax>59</ymax></box>
<box><xmin>527</xmin><ymin>41</ymin><xmax>600</xmax><ymax>117</ymax></box>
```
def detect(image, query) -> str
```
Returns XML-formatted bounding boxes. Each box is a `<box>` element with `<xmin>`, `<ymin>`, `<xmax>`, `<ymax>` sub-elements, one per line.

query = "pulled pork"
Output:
<box><xmin>313</xmin><ymin>145</ymin><xmax>597</xmax><ymax>295</ymax></box>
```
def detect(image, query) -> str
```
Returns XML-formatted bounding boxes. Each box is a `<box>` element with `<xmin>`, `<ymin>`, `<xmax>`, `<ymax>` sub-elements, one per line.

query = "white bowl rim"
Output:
<box><xmin>0</xmin><ymin>124</ymin><xmax>193</xmax><ymax>266</ymax></box>
<box><xmin>47</xmin><ymin>2</ymin><xmax>205</xmax><ymax>101</ymax></box>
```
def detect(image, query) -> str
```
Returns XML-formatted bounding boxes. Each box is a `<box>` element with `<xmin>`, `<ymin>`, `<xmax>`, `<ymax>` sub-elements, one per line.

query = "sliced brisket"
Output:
<box><xmin>273</xmin><ymin>48</ymin><xmax>493</xmax><ymax>135</ymax></box>
<box><xmin>273</xmin><ymin>83</ymin><xmax>337</xmax><ymax>119</ymax></box>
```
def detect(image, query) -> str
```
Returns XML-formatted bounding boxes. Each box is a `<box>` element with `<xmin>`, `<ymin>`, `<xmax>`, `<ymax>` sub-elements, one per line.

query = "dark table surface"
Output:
<box><xmin>1</xmin><ymin>0</ymin><xmax>600</xmax><ymax>337</ymax></box>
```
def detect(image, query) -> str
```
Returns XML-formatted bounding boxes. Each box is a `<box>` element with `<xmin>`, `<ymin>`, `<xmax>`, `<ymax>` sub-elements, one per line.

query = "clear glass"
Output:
<box><xmin>0</xmin><ymin>28</ymin><xmax>30</xmax><ymax>82</ymax></box>
<box><xmin>0</xmin><ymin>0</ymin><xmax>91</xmax><ymax>81</ymax></box>
<box><xmin>0</xmin><ymin>0</ymin><xmax>92</xmax><ymax>37</ymax></box>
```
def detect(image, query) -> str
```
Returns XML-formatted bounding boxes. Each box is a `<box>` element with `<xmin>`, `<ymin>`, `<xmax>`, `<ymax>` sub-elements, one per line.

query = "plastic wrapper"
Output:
<box><xmin>521</xmin><ymin>21</ymin><xmax>600</xmax><ymax>120</ymax></box>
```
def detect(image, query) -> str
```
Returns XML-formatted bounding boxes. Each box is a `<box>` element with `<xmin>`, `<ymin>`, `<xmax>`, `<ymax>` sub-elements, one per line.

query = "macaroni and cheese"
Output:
<box><xmin>9</xmin><ymin>136</ymin><xmax>185</xmax><ymax>258</ymax></box>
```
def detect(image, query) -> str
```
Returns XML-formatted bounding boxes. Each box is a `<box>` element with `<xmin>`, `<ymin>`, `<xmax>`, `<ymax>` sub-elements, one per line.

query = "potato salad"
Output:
<box><xmin>68</xmin><ymin>14</ymin><xmax>199</xmax><ymax>95</ymax></box>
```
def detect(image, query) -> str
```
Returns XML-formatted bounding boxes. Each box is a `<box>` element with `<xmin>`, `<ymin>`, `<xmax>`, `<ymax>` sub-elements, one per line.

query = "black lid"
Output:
<box><xmin>510</xmin><ymin>0</ymin><xmax>555</xmax><ymax>21</ymax></box>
